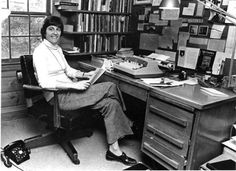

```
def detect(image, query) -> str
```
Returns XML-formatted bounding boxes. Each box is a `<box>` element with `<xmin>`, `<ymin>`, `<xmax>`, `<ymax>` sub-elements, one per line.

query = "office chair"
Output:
<box><xmin>17</xmin><ymin>55</ymin><xmax>95</xmax><ymax>164</ymax></box>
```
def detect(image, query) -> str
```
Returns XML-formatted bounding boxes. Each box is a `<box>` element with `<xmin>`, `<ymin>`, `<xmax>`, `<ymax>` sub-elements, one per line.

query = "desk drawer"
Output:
<box><xmin>143</xmin><ymin>96</ymin><xmax>194</xmax><ymax>158</ymax></box>
<box><xmin>148</xmin><ymin>96</ymin><xmax>194</xmax><ymax>138</ymax></box>
<box><xmin>119</xmin><ymin>81</ymin><xmax>147</xmax><ymax>101</ymax></box>
<box><xmin>100</xmin><ymin>74</ymin><xmax>119</xmax><ymax>84</ymax></box>
<box><xmin>142</xmin><ymin>134</ymin><xmax>185</xmax><ymax>170</ymax></box>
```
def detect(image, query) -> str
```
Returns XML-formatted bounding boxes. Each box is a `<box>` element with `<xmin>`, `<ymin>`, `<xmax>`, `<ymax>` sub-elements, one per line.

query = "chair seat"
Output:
<box><xmin>28</xmin><ymin>98</ymin><xmax>96</xmax><ymax>131</ymax></box>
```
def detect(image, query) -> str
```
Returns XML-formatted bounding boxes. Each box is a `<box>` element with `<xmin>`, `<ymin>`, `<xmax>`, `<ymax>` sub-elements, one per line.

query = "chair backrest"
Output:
<box><xmin>20</xmin><ymin>55</ymin><xmax>42</xmax><ymax>99</ymax></box>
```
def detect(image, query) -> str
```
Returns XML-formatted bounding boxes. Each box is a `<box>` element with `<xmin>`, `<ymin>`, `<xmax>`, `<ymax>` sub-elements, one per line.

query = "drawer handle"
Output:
<box><xmin>150</xmin><ymin>105</ymin><xmax>188</xmax><ymax>127</ymax></box>
<box><xmin>143</xmin><ymin>142</ymin><xmax>179</xmax><ymax>169</ymax></box>
<box><xmin>147</xmin><ymin>124</ymin><xmax>184</xmax><ymax>149</ymax></box>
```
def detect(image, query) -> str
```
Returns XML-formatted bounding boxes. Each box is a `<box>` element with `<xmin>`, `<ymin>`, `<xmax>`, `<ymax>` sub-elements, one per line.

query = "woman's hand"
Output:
<box><xmin>84</xmin><ymin>70</ymin><xmax>96</xmax><ymax>77</ymax></box>
<box><xmin>72</xmin><ymin>80</ymin><xmax>91</xmax><ymax>90</ymax></box>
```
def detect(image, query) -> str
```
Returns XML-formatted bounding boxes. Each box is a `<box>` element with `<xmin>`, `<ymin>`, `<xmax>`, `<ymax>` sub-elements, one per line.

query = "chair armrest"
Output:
<box><xmin>23</xmin><ymin>84</ymin><xmax>73</xmax><ymax>129</ymax></box>
<box><xmin>23</xmin><ymin>84</ymin><xmax>58</xmax><ymax>92</ymax></box>
<box><xmin>23</xmin><ymin>84</ymin><xmax>62</xmax><ymax>129</ymax></box>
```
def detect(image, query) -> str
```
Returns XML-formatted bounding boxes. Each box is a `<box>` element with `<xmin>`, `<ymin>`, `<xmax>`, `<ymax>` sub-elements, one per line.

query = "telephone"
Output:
<box><xmin>1</xmin><ymin>140</ymin><xmax>30</xmax><ymax>167</ymax></box>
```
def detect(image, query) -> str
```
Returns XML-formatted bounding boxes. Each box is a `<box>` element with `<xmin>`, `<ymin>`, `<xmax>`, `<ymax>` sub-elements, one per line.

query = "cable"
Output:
<box><xmin>1</xmin><ymin>147</ymin><xmax>24</xmax><ymax>171</ymax></box>
<box><xmin>8</xmin><ymin>160</ymin><xmax>24</xmax><ymax>171</ymax></box>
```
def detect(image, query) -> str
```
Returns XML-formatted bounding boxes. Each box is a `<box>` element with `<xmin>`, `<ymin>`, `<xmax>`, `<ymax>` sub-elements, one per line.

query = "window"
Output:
<box><xmin>1</xmin><ymin>0</ymin><xmax>50</xmax><ymax>62</ymax></box>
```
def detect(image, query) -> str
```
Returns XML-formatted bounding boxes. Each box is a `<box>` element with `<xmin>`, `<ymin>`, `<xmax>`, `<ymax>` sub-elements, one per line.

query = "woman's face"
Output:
<box><xmin>45</xmin><ymin>25</ymin><xmax>61</xmax><ymax>45</ymax></box>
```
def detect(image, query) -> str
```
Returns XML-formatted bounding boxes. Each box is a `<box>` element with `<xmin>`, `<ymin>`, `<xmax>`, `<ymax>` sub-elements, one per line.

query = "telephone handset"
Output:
<box><xmin>2</xmin><ymin>140</ymin><xmax>30</xmax><ymax>166</ymax></box>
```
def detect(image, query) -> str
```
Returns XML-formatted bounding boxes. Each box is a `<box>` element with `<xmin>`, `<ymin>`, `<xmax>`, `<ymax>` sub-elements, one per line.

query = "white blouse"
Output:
<box><xmin>33</xmin><ymin>39</ymin><xmax>82</xmax><ymax>101</ymax></box>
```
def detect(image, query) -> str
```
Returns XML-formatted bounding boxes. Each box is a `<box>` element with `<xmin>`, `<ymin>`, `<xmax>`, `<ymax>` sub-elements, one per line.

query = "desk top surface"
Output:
<box><xmin>76</xmin><ymin>60</ymin><xmax>236</xmax><ymax>110</ymax></box>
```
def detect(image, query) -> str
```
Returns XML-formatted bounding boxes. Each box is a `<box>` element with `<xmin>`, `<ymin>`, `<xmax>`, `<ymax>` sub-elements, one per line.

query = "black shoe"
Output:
<box><xmin>106</xmin><ymin>150</ymin><xmax>137</xmax><ymax>165</ymax></box>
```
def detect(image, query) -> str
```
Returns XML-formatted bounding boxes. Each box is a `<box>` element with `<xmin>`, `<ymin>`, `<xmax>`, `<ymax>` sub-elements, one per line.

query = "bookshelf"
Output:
<box><xmin>54</xmin><ymin>0</ymin><xmax>133</xmax><ymax>57</ymax></box>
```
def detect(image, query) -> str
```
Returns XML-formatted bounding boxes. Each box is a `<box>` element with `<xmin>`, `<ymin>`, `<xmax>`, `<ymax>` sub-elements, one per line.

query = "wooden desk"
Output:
<box><xmin>75</xmin><ymin>60</ymin><xmax>236</xmax><ymax>170</ymax></box>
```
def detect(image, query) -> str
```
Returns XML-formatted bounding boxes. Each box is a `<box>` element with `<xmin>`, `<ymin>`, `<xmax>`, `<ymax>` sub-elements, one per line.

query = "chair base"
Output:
<box><xmin>24</xmin><ymin>129</ymin><xmax>93</xmax><ymax>164</ymax></box>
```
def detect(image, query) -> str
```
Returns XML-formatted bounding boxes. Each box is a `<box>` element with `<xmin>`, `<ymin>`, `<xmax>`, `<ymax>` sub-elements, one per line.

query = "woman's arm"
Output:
<box><xmin>33</xmin><ymin>47</ymin><xmax>90</xmax><ymax>90</ymax></box>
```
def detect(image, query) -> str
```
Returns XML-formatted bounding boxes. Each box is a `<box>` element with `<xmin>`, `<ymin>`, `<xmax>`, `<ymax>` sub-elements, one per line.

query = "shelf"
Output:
<box><xmin>58</xmin><ymin>9</ymin><xmax>131</xmax><ymax>15</ymax></box>
<box><xmin>63</xmin><ymin>31</ymin><xmax>133</xmax><ymax>35</ymax></box>
<box><xmin>63</xmin><ymin>50</ymin><xmax>117</xmax><ymax>56</ymax></box>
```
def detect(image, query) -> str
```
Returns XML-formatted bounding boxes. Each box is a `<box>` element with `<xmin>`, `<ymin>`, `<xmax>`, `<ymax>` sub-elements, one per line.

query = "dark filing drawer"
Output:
<box><xmin>142</xmin><ymin>95</ymin><xmax>194</xmax><ymax>169</ymax></box>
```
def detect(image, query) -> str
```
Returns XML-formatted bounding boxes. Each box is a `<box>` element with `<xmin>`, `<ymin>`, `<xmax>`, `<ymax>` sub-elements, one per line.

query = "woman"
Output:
<box><xmin>33</xmin><ymin>15</ymin><xmax>137</xmax><ymax>165</ymax></box>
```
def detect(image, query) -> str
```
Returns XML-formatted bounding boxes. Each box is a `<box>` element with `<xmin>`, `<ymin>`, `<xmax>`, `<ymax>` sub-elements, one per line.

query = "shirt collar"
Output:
<box><xmin>43</xmin><ymin>39</ymin><xmax>60</xmax><ymax>50</ymax></box>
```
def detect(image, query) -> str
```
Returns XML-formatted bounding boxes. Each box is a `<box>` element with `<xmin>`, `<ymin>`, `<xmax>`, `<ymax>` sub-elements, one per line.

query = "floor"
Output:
<box><xmin>1</xmin><ymin>117</ymin><xmax>156</xmax><ymax>171</ymax></box>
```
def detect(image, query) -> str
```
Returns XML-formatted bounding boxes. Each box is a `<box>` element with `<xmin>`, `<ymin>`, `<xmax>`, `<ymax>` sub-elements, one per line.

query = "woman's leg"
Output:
<box><xmin>91</xmin><ymin>97</ymin><xmax>137</xmax><ymax>165</ymax></box>
<box><xmin>90</xmin><ymin>97</ymin><xmax>133</xmax><ymax>145</ymax></box>
<box><xmin>56</xmin><ymin>82</ymin><xmax>136</xmax><ymax>164</ymax></box>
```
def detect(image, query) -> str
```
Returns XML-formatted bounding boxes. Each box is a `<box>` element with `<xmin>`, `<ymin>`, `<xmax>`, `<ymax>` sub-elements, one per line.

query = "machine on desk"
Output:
<box><xmin>113</xmin><ymin>55</ymin><xmax>164</xmax><ymax>78</ymax></box>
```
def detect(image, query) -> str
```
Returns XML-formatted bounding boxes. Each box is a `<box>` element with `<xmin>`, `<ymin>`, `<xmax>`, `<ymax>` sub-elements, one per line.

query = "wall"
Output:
<box><xmin>131</xmin><ymin>0</ymin><xmax>236</xmax><ymax>75</ymax></box>
<box><xmin>1</xmin><ymin>63</ymin><xmax>27</xmax><ymax>121</ymax></box>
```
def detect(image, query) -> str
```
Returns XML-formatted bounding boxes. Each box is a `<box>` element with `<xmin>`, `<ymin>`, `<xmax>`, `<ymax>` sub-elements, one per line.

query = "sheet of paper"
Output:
<box><xmin>141</xmin><ymin>78</ymin><xmax>163</xmax><ymax>84</ymax></box>
<box><xmin>189</xmin><ymin>37</ymin><xmax>209</xmax><ymax>46</ymax></box>
<box><xmin>162</xmin><ymin>27</ymin><xmax>179</xmax><ymax>43</ymax></box>
<box><xmin>141</xmin><ymin>78</ymin><xmax>184</xmax><ymax>87</ymax></box>
<box><xmin>207</xmin><ymin>39</ymin><xmax>226</xmax><ymax>52</ymax></box>
<box><xmin>182</xmin><ymin>3</ymin><xmax>196</xmax><ymax>16</ymax></box>
<box><xmin>146</xmin><ymin>53</ymin><xmax>170</xmax><ymax>61</ymax></box>
<box><xmin>196</xmin><ymin>2</ymin><xmax>204</xmax><ymax>17</ymax></box>
<box><xmin>158</xmin><ymin>35</ymin><xmax>173</xmax><ymax>49</ymax></box>
<box><xmin>155</xmin><ymin>49</ymin><xmax>176</xmax><ymax>62</ymax></box>
<box><xmin>149</xmin><ymin>13</ymin><xmax>160</xmax><ymax>24</ymax></box>
<box><xmin>181</xmin><ymin>78</ymin><xmax>198</xmax><ymax>85</ymax></box>
<box><xmin>226</xmin><ymin>0</ymin><xmax>236</xmax><ymax>24</ymax></box>
<box><xmin>138</xmin><ymin>15</ymin><xmax>145</xmax><ymax>21</ymax></box>
<box><xmin>212</xmin><ymin>52</ymin><xmax>227</xmax><ymax>75</ymax></box>
<box><xmin>161</xmin><ymin>8</ymin><xmax>180</xmax><ymax>20</ymax></box>
<box><xmin>210</xmin><ymin>24</ymin><xmax>225</xmax><ymax>39</ymax></box>
<box><xmin>178</xmin><ymin>32</ymin><xmax>190</xmax><ymax>47</ymax></box>
<box><xmin>137</xmin><ymin>23</ymin><xmax>145</xmax><ymax>31</ymax></box>
<box><xmin>222</xmin><ymin>0</ymin><xmax>230</xmax><ymax>5</ymax></box>
<box><xmin>154</xmin><ymin>20</ymin><xmax>168</xmax><ymax>26</ymax></box>
<box><xmin>144</xmin><ymin>7</ymin><xmax>151</xmax><ymax>14</ymax></box>
<box><xmin>152</xmin><ymin>0</ymin><xmax>162</xmax><ymax>6</ymax></box>
<box><xmin>170</xmin><ymin>19</ymin><xmax>183</xmax><ymax>27</ymax></box>
<box><xmin>225</xmin><ymin>26</ymin><xmax>236</xmax><ymax>59</ymax></box>
<box><xmin>223</xmin><ymin>138</ymin><xmax>236</xmax><ymax>151</ymax></box>
<box><xmin>178</xmin><ymin>47</ymin><xmax>200</xmax><ymax>69</ymax></box>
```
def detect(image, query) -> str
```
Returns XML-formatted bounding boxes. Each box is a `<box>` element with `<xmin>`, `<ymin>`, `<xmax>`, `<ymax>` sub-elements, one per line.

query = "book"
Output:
<box><xmin>56</xmin><ymin>5</ymin><xmax>78</xmax><ymax>10</ymax></box>
<box><xmin>54</xmin><ymin>2</ymin><xmax>78</xmax><ymax>6</ymax></box>
<box><xmin>89</xmin><ymin>68</ymin><xmax>106</xmax><ymax>85</ymax></box>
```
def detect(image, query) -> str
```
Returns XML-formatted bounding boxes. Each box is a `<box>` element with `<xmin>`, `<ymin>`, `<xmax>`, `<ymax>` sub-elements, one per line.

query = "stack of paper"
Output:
<box><xmin>222</xmin><ymin>136</ymin><xmax>236</xmax><ymax>152</ymax></box>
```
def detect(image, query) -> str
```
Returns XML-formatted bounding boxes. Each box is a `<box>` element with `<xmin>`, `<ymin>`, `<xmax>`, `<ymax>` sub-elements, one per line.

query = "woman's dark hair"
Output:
<box><xmin>41</xmin><ymin>16</ymin><xmax>64</xmax><ymax>40</ymax></box>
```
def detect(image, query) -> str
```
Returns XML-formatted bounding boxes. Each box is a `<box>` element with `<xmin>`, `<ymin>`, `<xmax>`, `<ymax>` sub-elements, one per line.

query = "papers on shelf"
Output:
<box><xmin>200</xmin><ymin>87</ymin><xmax>229</xmax><ymax>97</ymax></box>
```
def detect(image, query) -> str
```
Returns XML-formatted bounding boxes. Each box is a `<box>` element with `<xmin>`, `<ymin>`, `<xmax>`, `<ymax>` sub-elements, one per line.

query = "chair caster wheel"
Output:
<box><xmin>1</xmin><ymin>153</ymin><xmax>12</xmax><ymax>168</ymax></box>
<box><xmin>73</xmin><ymin>158</ymin><xmax>80</xmax><ymax>165</ymax></box>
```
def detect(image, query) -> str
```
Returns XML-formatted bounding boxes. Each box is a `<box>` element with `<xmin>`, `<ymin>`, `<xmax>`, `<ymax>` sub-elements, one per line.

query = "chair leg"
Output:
<box><xmin>24</xmin><ymin>131</ymin><xmax>57</xmax><ymax>149</ymax></box>
<box><xmin>23</xmin><ymin>129</ymin><xmax>93</xmax><ymax>164</ymax></box>
<box><xmin>59</xmin><ymin>141</ymin><xmax>80</xmax><ymax>164</ymax></box>
<box><xmin>57</xmin><ymin>129</ymin><xmax>93</xmax><ymax>164</ymax></box>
